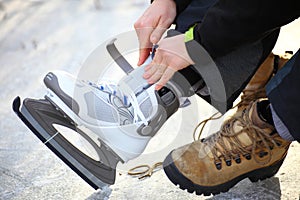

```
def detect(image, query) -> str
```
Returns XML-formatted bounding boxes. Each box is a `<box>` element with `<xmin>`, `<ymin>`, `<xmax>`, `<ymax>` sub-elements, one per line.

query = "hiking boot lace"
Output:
<box><xmin>197</xmin><ymin>101</ymin><xmax>282</xmax><ymax>169</ymax></box>
<box><xmin>193</xmin><ymin>87</ymin><xmax>267</xmax><ymax>141</ymax></box>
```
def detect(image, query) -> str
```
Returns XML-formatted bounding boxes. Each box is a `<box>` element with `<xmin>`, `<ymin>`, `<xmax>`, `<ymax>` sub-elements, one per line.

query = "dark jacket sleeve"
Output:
<box><xmin>194</xmin><ymin>0</ymin><xmax>300</xmax><ymax>58</ymax></box>
<box><xmin>172</xmin><ymin>0</ymin><xmax>192</xmax><ymax>15</ymax></box>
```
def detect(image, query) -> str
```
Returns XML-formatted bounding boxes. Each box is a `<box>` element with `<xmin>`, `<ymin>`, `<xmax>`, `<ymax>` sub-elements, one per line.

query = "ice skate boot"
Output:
<box><xmin>12</xmin><ymin>39</ymin><xmax>195</xmax><ymax>189</ymax></box>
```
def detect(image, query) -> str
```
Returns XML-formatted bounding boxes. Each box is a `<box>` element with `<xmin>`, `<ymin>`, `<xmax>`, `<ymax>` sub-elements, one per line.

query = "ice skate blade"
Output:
<box><xmin>13</xmin><ymin>96</ymin><xmax>121</xmax><ymax>189</ymax></box>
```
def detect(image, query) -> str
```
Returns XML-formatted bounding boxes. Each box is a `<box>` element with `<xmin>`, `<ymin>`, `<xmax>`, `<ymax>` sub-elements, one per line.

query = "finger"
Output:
<box><xmin>155</xmin><ymin>67</ymin><xmax>176</xmax><ymax>90</ymax></box>
<box><xmin>144</xmin><ymin>62</ymin><xmax>153</xmax><ymax>71</ymax></box>
<box><xmin>150</xmin><ymin>13</ymin><xmax>174</xmax><ymax>44</ymax></box>
<box><xmin>144</xmin><ymin>49</ymin><xmax>163</xmax><ymax>75</ymax></box>
<box><xmin>146</xmin><ymin>56</ymin><xmax>167</xmax><ymax>83</ymax></box>
<box><xmin>138</xmin><ymin>48</ymin><xmax>152</xmax><ymax>66</ymax></box>
<box><xmin>148</xmin><ymin>62</ymin><xmax>167</xmax><ymax>84</ymax></box>
<box><xmin>134</xmin><ymin>22</ymin><xmax>154</xmax><ymax>43</ymax></box>
<box><xmin>135</xmin><ymin>27</ymin><xmax>154</xmax><ymax>66</ymax></box>
<box><xmin>143</xmin><ymin>62</ymin><xmax>158</xmax><ymax>79</ymax></box>
<box><xmin>150</xmin><ymin>26</ymin><xmax>167</xmax><ymax>44</ymax></box>
<box><xmin>144</xmin><ymin>54</ymin><xmax>161</xmax><ymax>73</ymax></box>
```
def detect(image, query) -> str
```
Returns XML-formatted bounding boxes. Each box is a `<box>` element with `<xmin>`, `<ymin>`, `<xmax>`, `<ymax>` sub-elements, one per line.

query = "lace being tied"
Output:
<box><xmin>193</xmin><ymin>86</ymin><xmax>267</xmax><ymax>141</ymax></box>
<box><xmin>194</xmin><ymin>101</ymin><xmax>282</xmax><ymax>169</ymax></box>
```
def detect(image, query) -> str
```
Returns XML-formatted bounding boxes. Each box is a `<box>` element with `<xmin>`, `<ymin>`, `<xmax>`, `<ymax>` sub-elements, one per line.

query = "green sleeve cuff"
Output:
<box><xmin>184</xmin><ymin>24</ymin><xmax>196</xmax><ymax>42</ymax></box>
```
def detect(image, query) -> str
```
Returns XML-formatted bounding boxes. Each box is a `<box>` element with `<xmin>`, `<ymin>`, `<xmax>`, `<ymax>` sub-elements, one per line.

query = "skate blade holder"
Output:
<box><xmin>12</xmin><ymin>96</ymin><xmax>122</xmax><ymax>189</ymax></box>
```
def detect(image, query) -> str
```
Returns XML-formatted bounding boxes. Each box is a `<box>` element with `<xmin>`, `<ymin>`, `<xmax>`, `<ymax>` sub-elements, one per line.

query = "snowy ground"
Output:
<box><xmin>0</xmin><ymin>1</ymin><xmax>299</xmax><ymax>200</ymax></box>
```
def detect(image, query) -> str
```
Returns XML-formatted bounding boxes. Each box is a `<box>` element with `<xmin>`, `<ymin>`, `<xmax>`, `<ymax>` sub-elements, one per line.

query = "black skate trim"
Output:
<box><xmin>163</xmin><ymin>151</ymin><xmax>286</xmax><ymax>196</ymax></box>
<box><xmin>13</xmin><ymin>96</ymin><xmax>122</xmax><ymax>189</ymax></box>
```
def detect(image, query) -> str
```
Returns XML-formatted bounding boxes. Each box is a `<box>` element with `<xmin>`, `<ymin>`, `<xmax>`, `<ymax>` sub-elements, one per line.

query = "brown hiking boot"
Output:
<box><xmin>163</xmin><ymin>99</ymin><xmax>291</xmax><ymax>196</ymax></box>
<box><xmin>238</xmin><ymin>52</ymin><xmax>291</xmax><ymax>109</ymax></box>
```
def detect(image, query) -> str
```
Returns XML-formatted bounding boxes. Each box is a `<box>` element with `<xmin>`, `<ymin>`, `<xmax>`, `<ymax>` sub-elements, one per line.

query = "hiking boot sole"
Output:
<box><xmin>163</xmin><ymin>151</ymin><xmax>286</xmax><ymax>196</ymax></box>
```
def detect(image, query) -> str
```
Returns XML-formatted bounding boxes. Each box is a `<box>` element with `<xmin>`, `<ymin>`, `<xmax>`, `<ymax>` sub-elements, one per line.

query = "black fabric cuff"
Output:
<box><xmin>173</xmin><ymin>0</ymin><xmax>192</xmax><ymax>15</ymax></box>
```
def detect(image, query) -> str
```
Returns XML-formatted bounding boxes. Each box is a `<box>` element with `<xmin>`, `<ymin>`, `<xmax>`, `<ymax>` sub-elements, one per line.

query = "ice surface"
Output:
<box><xmin>0</xmin><ymin>1</ymin><xmax>299</xmax><ymax>200</ymax></box>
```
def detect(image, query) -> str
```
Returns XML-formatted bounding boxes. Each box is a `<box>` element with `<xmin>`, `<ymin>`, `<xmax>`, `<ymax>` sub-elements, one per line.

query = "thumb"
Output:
<box><xmin>150</xmin><ymin>27</ymin><xmax>167</xmax><ymax>44</ymax></box>
<box><xmin>155</xmin><ymin>67</ymin><xmax>175</xmax><ymax>90</ymax></box>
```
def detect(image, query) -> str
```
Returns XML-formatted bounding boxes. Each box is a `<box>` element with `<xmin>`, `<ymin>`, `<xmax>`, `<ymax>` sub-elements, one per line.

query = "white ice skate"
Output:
<box><xmin>13</xmin><ymin>39</ymin><xmax>197</xmax><ymax>189</ymax></box>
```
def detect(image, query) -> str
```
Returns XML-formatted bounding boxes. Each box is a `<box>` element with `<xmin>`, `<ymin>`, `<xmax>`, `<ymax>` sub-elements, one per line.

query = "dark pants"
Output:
<box><xmin>266</xmin><ymin>50</ymin><xmax>300</xmax><ymax>142</ymax></box>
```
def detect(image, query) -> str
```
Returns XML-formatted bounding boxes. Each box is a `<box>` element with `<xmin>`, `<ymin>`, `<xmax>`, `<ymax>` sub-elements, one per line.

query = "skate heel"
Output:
<box><xmin>248</xmin><ymin>158</ymin><xmax>285</xmax><ymax>182</ymax></box>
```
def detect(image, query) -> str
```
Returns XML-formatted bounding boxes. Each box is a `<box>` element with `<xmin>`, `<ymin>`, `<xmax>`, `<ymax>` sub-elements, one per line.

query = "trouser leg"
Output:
<box><xmin>266</xmin><ymin>49</ymin><xmax>300</xmax><ymax>142</ymax></box>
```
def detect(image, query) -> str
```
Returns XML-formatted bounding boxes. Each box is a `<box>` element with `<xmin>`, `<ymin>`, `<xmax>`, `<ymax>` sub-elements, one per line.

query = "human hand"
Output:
<box><xmin>143</xmin><ymin>34</ymin><xmax>195</xmax><ymax>90</ymax></box>
<box><xmin>134</xmin><ymin>0</ymin><xmax>176</xmax><ymax>66</ymax></box>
